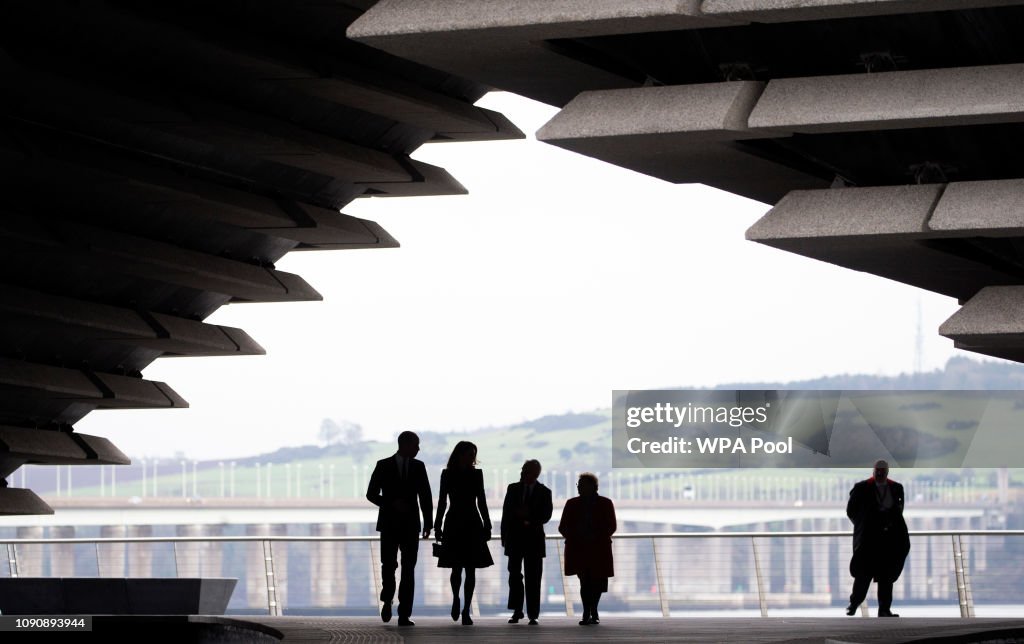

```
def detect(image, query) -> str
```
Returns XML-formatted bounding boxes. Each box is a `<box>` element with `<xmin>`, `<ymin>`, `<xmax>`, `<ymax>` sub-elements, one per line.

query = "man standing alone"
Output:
<box><xmin>366</xmin><ymin>431</ymin><xmax>432</xmax><ymax>626</ymax></box>
<box><xmin>846</xmin><ymin>459</ymin><xmax>910</xmax><ymax>617</ymax></box>
<box><xmin>501</xmin><ymin>459</ymin><xmax>553</xmax><ymax>625</ymax></box>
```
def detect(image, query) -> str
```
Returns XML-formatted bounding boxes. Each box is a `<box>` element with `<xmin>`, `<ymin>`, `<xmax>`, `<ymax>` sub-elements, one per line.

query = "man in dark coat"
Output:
<box><xmin>501</xmin><ymin>459</ymin><xmax>553</xmax><ymax>625</ymax></box>
<box><xmin>846</xmin><ymin>459</ymin><xmax>910</xmax><ymax>617</ymax></box>
<box><xmin>366</xmin><ymin>431</ymin><xmax>432</xmax><ymax>626</ymax></box>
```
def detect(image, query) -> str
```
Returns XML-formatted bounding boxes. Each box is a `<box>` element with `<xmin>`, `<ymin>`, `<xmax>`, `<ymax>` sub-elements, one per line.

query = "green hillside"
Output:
<box><xmin>63</xmin><ymin>357</ymin><xmax>1024</xmax><ymax>499</ymax></box>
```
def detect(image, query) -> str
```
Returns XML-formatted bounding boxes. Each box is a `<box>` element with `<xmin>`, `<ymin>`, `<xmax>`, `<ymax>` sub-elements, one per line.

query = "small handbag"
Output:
<box><xmin>431</xmin><ymin>540</ymin><xmax>445</xmax><ymax>558</ymax></box>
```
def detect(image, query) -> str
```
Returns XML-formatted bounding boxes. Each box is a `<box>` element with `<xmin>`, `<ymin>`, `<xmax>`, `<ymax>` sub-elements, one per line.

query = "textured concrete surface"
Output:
<box><xmin>242</xmin><ymin>616</ymin><xmax>1024</xmax><ymax>643</ymax></box>
<box><xmin>749</xmin><ymin>64</ymin><xmax>1024</xmax><ymax>133</ymax></box>
<box><xmin>348</xmin><ymin>0</ymin><xmax>735</xmax><ymax>106</ymax></box>
<box><xmin>537</xmin><ymin>83</ymin><xmax>829</xmax><ymax>203</ymax></box>
<box><xmin>745</xmin><ymin>185</ymin><xmax>1023</xmax><ymax>300</ymax></box>
<box><xmin>941</xmin><ymin>286</ymin><xmax>1024</xmax><ymax>362</ymax></box>
<box><xmin>538</xmin><ymin>83</ymin><xmax>768</xmax><ymax>140</ymax></box>
<box><xmin>701</xmin><ymin>0</ymin><xmax>1024</xmax><ymax>23</ymax></box>
<box><xmin>746</xmin><ymin>185</ymin><xmax>942</xmax><ymax>239</ymax></box>
<box><xmin>349</xmin><ymin>0</ymin><xmax>1024</xmax><ymax>367</ymax></box>
<box><xmin>942</xmin><ymin>286</ymin><xmax>1024</xmax><ymax>336</ymax></box>
<box><xmin>349</xmin><ymin>0</ymin><xmax>724</xmax><ymax>39</ymax></box>
<box><xmin>931</xmin><ymin>179</ymin><xmax>1024</xmax><ymax>233</ymax></box>
<box><xmin>0</xmin><ymin>488</ymin><xmax>52</xmax><ymax>516</ymax></box>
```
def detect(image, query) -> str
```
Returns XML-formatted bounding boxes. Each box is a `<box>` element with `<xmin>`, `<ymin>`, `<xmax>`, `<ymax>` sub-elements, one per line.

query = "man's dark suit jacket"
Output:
<box><xmin>366</xmin><ymin>455</ymin><xmax>433</xmax><ymax>535</ymax></box>
<box><xmin>501</xmin><ymin>481</ymin><xmax>553</xmax><ymax>558</ymax></box>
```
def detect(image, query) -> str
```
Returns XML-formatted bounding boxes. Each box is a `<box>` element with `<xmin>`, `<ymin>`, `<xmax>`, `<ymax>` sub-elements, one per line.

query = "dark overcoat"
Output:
<box><xmin>501</xmin><ymin>481</ymin><xmax>553</xmax><ymax>558</ymax></box>
<box><xmin>558</xmin><ymin>494</ymin><xmax>616</xmax><ymax>578</ymax></box>
<box><xmin>847</xmin><ymin>478</ymin><xmax>910</xmax><ymax>583</ymax></box>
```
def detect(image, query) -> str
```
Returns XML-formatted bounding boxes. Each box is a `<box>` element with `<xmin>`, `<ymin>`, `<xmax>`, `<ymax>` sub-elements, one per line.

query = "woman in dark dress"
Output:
<box><xmin>434</xmin><ymin>441</ymin><xmax>493</xmax><ymax>625</ymax></box>
<box><xmin>559</xmin><ymin>472</ymin><xmax>616</xmax><ymax>625</ymax></box>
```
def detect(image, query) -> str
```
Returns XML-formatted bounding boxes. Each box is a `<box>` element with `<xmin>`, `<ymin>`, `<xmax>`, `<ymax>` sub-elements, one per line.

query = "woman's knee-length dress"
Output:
<box><xmin>434</xmin><ymin>467</ymin><xmax>494</xmax><ymax>569</ymax></box>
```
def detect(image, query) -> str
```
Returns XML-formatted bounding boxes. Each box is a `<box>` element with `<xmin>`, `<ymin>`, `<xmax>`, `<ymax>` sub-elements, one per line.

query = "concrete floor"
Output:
<box><xmin>235</xmin><ymin>616</ymin><xmax>1024</xmax><ymax>643</ymax></box>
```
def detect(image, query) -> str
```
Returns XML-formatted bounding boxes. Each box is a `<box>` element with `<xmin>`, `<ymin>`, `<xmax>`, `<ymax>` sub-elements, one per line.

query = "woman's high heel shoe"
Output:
<box><xmin>451</xmin><ymin>597</ymin><xmax>460</xmax><ymax>622</ymax></box>
<box><xmin>461</xmin><ymin>610</ymin><xmax>473</xmax><ymax>625</ymax></box>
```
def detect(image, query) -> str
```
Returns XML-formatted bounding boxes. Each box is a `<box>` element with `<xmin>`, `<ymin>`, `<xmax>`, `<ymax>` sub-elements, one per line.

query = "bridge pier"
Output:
<box><xmin>50</xmin><ymin>526</ymin><xmax>75</xmax><ymax>577</ymax></box>
<box><xmin>15</xmin><ymin>526</ymin><xmax>43</xmax><ymax>576</ymax></box>
<box><xmin>812</xmin><ymin>519</ymin><xmax>830</xmax><ymax>596</ymax></box>
<box><xmin>784</xmin><ymin>520</ymin><xmax>803</xmax><ymax>595</ymax></box>
<box><xmin>309</xmin><ymin>523</ymin><xmax>347</xmax><ymax>609</ymax></box>
<box><xmin>98</xmin><ymin>525</ymin><xmax>126</xmax><ymax>577</ymax></box>
<box><xmin>127</xmin><ymin>525</ymin><xmax>153</xmax><ymax>577</ymax></box>
<box><xmin>175</xmin><ymin>524</ymin><xmax>224</xmax><ymax>578</ymax></box>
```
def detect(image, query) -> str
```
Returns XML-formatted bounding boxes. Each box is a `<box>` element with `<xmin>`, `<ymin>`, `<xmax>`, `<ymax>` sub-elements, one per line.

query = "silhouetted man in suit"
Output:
<box><xmin>367</xmin><ymin>431</ymin><xmax>432</xmax><ymax>626</ymax></box>
<box><xmin>501</xmin><ymin>459</ymin><xmax>553</xmax><ymax>625</ymax></box>
<box><xmin>846</xmin><ymin>459</ymin><xmax>910</xmax><ymax>618</ymax></box>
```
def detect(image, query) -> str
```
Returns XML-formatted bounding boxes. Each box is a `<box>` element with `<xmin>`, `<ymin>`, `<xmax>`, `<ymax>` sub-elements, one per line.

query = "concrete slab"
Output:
<box><xmin>0</xmin><ymin>356</ymin><xmax>187</xmax><ymax>410</ymax></box>
<box><xmin>538</xmin><ymin>83</ymin><xmax>827</xmax><ymax>203</ymax></box>
<box><xmin>0</xmin><ymin>425</ymin><xmax>89</xmax><ymax>462</ymax></box>
<box><xmin>3</xmin><ymin>146</ymin><xmax>400</xmax><ymax>250</ymax></box>
<box><xmin>931</xmin><ymin>179</ymin><xmax>1024</xmax><ymax>234</ymax></box>
<box><xmin>351</xmin><ymin>0</ymin><xmax>726</xmax><ymax>40</ymax></box>
<box><xmin>349</xmin><ymin>0</ymin><xmax>740</xmax><ymax>106</ymax></box>
<box><xmin>746</xmin><ymin>185</ymin><xmax>1024</xmax><ymax>299</ymax></box>
<box><xmin>701</xmin><ymin>0</ymin><xmax>1024</xmax><ymax>23</ymax></box>
<box><xmin>0</xmin><ymin>488</ymin><xmax>51</xmax><ymax>515</ymax></box>
<box><xmin>0</xmin><ymin>426</ymin><xmax>129</xmax><ymax>468</ymax></box>
<box><xmin>941</xmin><ymin>286</ymin><xmax>1024</xmax><ymax>337</ymax></box>
<box><xmin>55</xmin><ymin>4</ymin><xmax>525</xmax><ymax>147</ymax></box>
<box><xmin>74</xmin><ymin>434</ymin><xmax>130</xmax><ymax>465</ymax></box>
<box><xmin>538</xmin><ymin>82</ymin><xmax>769</xmax><ymax>140</ymax></box>
<box><xmin>941</xmin><ymin>287</ymin><xmax>1024</xmax><ymax>362</ymax></box>
<box><xmin>361</xmin><ymin>160</ymin><xmax>468</xmax><ymax>198</ymax></box>
<box><xmin>0</xmin><ymin>284</ymin><xmax>265</xmax><ymax>358</ymax></box>
<box><xmin>42</xmin><ymin>219</ymin><xmax>323</xmax><ymax>305</ymax></box>
<box><xmin>746</xmin><ymin>184</ymin><xmax>942</xmax><ymax>239</ymax></box>
<box><xmin>749</xmin><ymin>64</ymin><xmax>1024</xmax><ymax>133</ymax></box>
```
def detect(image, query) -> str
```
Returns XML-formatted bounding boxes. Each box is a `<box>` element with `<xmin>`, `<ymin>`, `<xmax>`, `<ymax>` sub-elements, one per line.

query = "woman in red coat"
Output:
<box><xmin>558</xmin><ymin>472</ymin><xmax>616</xmax><ymax>625</ymax></box>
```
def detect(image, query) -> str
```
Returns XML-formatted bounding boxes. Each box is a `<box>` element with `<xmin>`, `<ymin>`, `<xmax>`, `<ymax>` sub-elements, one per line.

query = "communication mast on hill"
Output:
<box><xmin>914</xmin><ymin>300</ymin><xmax>924</xmax><ymax>375</ymax></box>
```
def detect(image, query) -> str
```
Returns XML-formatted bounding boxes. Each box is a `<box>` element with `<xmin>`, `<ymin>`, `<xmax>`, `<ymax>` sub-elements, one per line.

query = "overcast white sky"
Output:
<box><xmin>77</xmin><ymin>93</ymin><xmax>970</xmax><ymax>460</ymax></box>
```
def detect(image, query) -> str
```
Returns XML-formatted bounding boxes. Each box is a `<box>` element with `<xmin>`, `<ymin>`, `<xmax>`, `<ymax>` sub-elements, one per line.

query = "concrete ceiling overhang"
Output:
<box><xmin>0</xmin><ymin>0</ymin><xmax>523</xmax><ymax>514</ymax></box>
<box><xmin>351</xmin><ymin>0</ymin><xmax>1024</xmax><ymax>365</ymax></box>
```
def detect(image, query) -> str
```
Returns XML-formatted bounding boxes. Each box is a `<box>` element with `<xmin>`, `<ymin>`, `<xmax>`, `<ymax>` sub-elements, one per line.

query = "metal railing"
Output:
<box><xmin>2</xmin><ymin>530</ymin><xmax>1021</xmax><ymax>618</ymax></box>
<box><xmin>22</xmin><ymin>461</ymin><xmax>1014</xmax><ymax>507</ymax></box>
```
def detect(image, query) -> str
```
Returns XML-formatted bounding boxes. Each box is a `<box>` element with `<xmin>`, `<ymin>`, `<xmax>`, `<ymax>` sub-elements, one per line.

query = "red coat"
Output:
<box><xmin>558</xmin><ymin>495</ymin><xmax>616</xmax><ymax>578</ymax></box>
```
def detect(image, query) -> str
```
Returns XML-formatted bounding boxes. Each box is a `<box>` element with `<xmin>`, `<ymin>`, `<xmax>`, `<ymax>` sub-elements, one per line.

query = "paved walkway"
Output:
<box><xmin>237</xmin><ymin>616</ymin><xmax>1024</xmax><ymax>643</ymax></box>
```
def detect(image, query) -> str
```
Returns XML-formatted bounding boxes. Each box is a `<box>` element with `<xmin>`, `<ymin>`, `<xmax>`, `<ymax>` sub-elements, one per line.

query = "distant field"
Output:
<box><xmin>57</xmin><ymin>408</ymin><xmax>1019</xmax><ymax>502</ymax></box>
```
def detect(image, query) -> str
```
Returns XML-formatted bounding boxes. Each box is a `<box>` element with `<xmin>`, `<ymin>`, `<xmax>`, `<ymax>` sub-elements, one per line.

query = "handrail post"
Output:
<box><xmin>556</xmin><ymin>539</ymin><xmax>574</xmax><ymax>617</ymax></box>
<box><xmin>6</xmin><ymin>544</ymin><xmax>18</xmax><ymax>578</ymax></box>
<box><xmin>953</xmin><ymin>534</ymin><xmax>968</xmax><ymax>618</ymax></box>
<box><xmin>651</xmin><ymin>537</ymin><xmax>670</xmax><ymax>617</ymax></box>
<box><xmin>953</xmin><ymin>534</ymin><xmax>975</xmax><ymax>618</ymax></box>
<box><xmin>263</xmin><ymin>540</ymin><xmax>280</xmax><ymax>616</ymax></box>
<box><xmin>750</xmin><ymin>536</ymin><xmax>767</xmax><ymax>617</ymax></box>
<box><xmin>960</xmin><ymin>535</ymin><xmax>975</xmax><ymax>618</ymax></box>
<box><xmin>369</xmin><ymin>539</ymin><xmax>382</xmax><ymax>611</ymax></box>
